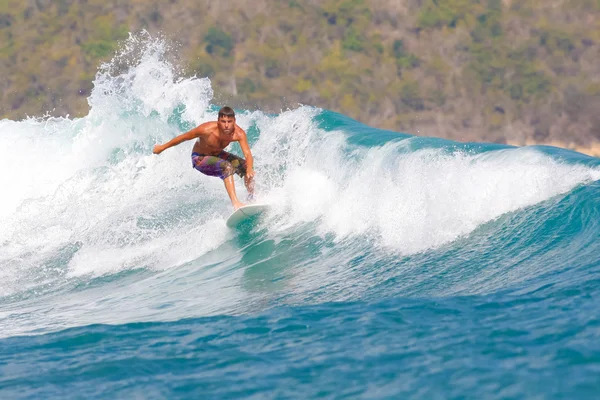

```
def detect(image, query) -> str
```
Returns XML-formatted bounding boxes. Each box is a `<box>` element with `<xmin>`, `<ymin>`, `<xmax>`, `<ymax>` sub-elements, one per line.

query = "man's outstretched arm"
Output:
<box><xmin>153</xmin><ymin>124</ymin><xmax>208</xmax><ymax>154</ymax></box>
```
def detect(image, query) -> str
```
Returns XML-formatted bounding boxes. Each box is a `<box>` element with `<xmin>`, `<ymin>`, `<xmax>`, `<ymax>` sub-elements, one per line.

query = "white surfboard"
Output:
<box><xmin>226</xmin><ymin>203</ymin><xmax>270</xmax><ymax>228</ymax></box>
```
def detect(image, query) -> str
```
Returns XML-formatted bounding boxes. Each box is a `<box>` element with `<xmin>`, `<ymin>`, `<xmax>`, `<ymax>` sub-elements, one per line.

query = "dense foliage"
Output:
<box><xmin>1</xmin><ymin>0</ymin><xmax>599</xmax><ymax>149</ymax></box>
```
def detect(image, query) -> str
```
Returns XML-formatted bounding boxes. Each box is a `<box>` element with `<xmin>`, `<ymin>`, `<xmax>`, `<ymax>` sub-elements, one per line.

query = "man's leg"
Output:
<box><xmin>223</xmin><ymin>175</ymin><xmax>245</xmax><ymax>210</ymax></box>
<box><xmin>244</xmin><ymin>175</ymin><xmax>255</xmax><ymax>200</ymax></box>
<box><xmin>221</xmin><ymin>152</ymin><xmax>254</xmax><ymax>202</ymax></box>
<box><xmin>193</xmin><ymin>153</ymin><xmax>246</xmax><ymax>210</ymax></box>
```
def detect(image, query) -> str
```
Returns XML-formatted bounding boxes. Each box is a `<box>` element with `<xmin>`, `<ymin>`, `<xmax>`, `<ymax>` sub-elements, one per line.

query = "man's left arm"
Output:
<box><xmin>237</xmin><ymin>128</ymin><xmax>255</xmax><ymax>178</ymax></box>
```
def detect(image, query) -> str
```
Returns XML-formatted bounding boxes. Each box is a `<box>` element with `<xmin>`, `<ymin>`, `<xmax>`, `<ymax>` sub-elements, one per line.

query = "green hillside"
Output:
<box><xmin>1</xmin><ymin>0</ymin><xmax>599</xmax><ymax>152</ymax></box>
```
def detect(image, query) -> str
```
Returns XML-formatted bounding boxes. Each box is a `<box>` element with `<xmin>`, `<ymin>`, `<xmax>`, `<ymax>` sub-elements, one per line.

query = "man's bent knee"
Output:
<box><xmin>221</xmin><ymin>162</ymin><xmax>234</xmax><ymax>179</ymax></box>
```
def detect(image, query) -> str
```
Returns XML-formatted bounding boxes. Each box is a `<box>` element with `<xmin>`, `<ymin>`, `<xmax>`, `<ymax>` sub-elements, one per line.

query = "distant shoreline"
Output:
<box><xmin>507</xmin><ymin>140</ymin><xmax>600</xmax><ymax>158</ymax></box>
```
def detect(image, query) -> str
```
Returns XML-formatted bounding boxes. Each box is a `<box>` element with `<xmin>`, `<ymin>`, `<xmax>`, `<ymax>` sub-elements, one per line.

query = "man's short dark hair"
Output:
<box><xmin>218</xmin><ymin>106</ymin><xmax>235</xmax><ymax>119</ymax></box>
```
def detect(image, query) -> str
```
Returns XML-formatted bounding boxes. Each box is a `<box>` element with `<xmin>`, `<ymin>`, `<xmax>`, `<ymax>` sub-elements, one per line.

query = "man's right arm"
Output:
<box><xmin>153</xmin><ymin>123</ymin><xmax>210</xmax><ymax>154</ymax></box>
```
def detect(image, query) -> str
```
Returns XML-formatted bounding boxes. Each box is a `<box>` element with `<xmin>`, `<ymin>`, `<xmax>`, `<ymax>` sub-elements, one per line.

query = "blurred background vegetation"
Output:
<box><xmin>1</xmin><ymin>0</ymin><xmax>599</xmax><ymax>154</ymax></box>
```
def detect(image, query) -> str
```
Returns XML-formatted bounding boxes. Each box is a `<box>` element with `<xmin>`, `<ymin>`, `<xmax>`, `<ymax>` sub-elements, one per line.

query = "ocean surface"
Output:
<box><xmin>1</xmin><ymin>34</ymin><xmax>600</xmax><ymax>399</ymax></box>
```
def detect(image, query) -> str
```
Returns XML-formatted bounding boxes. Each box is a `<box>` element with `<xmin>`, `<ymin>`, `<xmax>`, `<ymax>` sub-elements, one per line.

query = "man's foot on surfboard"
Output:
<box><xmin>233</xmin><ymin>202</ymin><xmax>246</xmax><ymax>210</ymax></box>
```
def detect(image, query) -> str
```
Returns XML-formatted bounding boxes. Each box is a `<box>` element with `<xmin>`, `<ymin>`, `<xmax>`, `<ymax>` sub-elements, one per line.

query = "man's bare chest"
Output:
<box><xmin>204</xmin><ymin>134</ymin><xmax>233</xmax><ymax>150</ymax></box>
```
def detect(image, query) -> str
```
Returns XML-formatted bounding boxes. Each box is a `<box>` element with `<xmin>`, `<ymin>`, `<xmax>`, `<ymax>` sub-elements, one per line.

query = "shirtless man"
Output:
<box><xmin>153</xmin><ymin>106</ymin><xmax>255</xmax><ymax>210</ymax></box>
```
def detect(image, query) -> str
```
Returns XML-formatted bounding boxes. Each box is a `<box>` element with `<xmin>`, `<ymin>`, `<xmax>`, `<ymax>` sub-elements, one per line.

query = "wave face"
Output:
<box><xmin>1</xmin><ymin>33</ymin><xmax>600</xmax><ymax>399</ymax></box>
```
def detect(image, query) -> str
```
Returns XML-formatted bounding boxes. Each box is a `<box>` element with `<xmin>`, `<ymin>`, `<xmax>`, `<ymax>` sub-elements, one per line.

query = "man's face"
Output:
<box><xmin>218</xmin><ymin>116</ymin><xmax>235</xmax><ymax>135</ymax></box>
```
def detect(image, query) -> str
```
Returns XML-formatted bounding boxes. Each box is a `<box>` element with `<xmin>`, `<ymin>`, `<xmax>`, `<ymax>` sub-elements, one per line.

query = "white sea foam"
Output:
<box><xmin>0</xmin><ymin>33</ymin><xmax>219</xmax><ymax>298</ymax></box>
<box><xmin>256</xmin><ymin>132</ymin><xmax>600</xmax><ymax>254</ymax></box>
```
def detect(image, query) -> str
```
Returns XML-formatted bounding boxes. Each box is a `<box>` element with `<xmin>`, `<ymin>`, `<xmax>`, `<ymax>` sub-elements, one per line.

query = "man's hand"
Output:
<box><xmin>246</xmin><ymin>169</ymin><xmax>256</xmax><ymax>180</ymax></box>
<box><xmin>153</xmin><ymin>144</ymin><xmax>164</xmax><ymax>154</ymax></box>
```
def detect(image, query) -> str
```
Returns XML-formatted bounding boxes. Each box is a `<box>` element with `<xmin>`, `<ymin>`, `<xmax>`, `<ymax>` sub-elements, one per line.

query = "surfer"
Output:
<box><xmin>152</xmin><ymin>106</ymin><xmax>255</xmax><ymax>210</ymax></box>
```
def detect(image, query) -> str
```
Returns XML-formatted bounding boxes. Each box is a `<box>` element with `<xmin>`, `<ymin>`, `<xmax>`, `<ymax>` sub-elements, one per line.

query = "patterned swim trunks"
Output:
<box><xmin>191</xmin><ymin>151</ymin><xmax>247</xmax><ymax>180</ymax></box>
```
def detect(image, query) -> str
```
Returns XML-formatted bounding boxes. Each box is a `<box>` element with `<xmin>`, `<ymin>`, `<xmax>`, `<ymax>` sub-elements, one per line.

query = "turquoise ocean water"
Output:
<box><xmin>1</xmin><ymin>34</ymin><xmax>600</xmax><ymax>399</ymax></box>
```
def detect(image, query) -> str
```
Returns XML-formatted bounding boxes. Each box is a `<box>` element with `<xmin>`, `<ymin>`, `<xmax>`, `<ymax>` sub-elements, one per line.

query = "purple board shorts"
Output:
<box><xmin>191</xmin><ymin>151</ymin><xmax>248</xmax><ymax>180</ymax></box>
